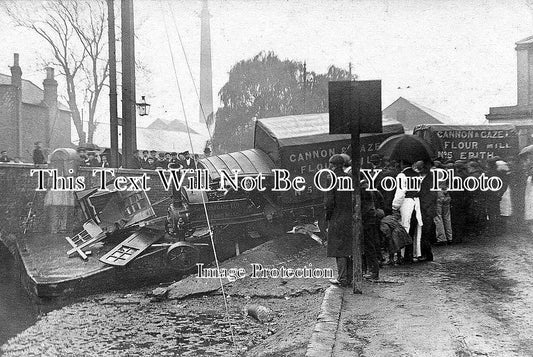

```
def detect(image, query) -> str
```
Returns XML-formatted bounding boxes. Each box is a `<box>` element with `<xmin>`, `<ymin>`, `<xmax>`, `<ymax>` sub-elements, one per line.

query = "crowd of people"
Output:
<box><xmin>326</xmin><ymin>152</ymin><xmax>533</xmax><ymax>286</ymax></box>
<box><xmin>127</xmin><ymin>150</ymin><xmax>200</xmax><ymax>170</ymax></box>
<box><xmin>0</xmin><ymin>144</ymin><xmax>211</xmax><ymax>170</ymax></box>
<box><xmin>75</xmin><ymin>148</ymin><xmax>209</xmax><ymax>170</ymax></box>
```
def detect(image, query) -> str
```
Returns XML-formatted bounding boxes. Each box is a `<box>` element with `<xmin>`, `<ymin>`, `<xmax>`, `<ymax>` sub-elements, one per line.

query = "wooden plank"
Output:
<box><xmin>65</xmin><ymin>236</ymin><xmax>88</xmax><ymax>260</ymax></box>
<box><xmin>66</xmin><ymin>221</ymin><xmax>105</xmax><ymax>256</ymax></box>
<box><xmin>99</xmin><ymin>229</ymin><xmax>161</xmax><ymax>266</ymax></box>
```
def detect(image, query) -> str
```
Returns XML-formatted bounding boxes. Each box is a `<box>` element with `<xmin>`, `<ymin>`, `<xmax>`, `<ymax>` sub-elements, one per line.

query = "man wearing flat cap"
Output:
<box><xmin>168</xmin><ymin>152</ymin><xmax>182</xmax><ymax>169</ymax></box>
<box><xmin>325</xmin><ymin>154</ymin><xmax>353</xmax><ymax>287</ymax></box>
<box><xmin>156</xmin><ymin>152</ymin><xmax>168</xmax><ymax>169</ymax></box>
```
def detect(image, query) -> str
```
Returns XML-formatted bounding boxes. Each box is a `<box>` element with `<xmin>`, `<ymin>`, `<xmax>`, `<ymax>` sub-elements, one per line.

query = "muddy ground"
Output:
<box><xmin>333</xmin><ymin>224</ymin><xmax>533</xmax><ymax>357</ymax></box>
<box><xmin>1</xmin><ymin>234</ymin><xmax>331</xmax><ymax>357</ymax></box>
<box><xmin>3</xmin><ymin>224</ymin><xmax>533</xmax><ymax>356</ymax></box>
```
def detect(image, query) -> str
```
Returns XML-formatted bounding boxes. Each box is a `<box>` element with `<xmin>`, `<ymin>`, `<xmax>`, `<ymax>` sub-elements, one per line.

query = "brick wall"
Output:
<box><xmin>0</xmin><ymin>164</ymin><xmax>45</xmax><ymax>235</ymax></box>
<box><xmin>0</xmin><ymin>85</ymin><xmax>18</xmax><ymax>157</ymax></box>
<box><xmin>0</xmin><ymin>89</ymin><xmax>72</xmax><ymax>163</ymax></box>
<box><xmin>21</xmin><ymin>104</ymin><xmax>49</xmax><ymax>161</ymax></box>
<box><xmin>51</xmin><ymin>111</ymin><xmax>72</xmax><ymax>149</ymax></box>
<box><xmin>0</xmin><ymin>165</ymin><xmax>173</xmax><ymax>238</ymax></box>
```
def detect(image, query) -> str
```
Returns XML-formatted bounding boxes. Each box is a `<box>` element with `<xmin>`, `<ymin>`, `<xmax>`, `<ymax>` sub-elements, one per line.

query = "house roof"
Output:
<box><xmin>0</xmin><ymin>73</ymin><xmax>70</xmax><ymax>111</ymax></box>
<box><xmin>92</xmin><ymin>125</ymin><xmax>209</xmax><ymax>153</ymax></box>
<box><xmin>383</xmin><ymin>97</ymin><xmax>449</xmax><ymax>127</ymax></box>
<box><xmin>147</xmin><ymin>118</ymin><xmax>199</xmax><ymax>134</ymax></box>
<box><xmin>402</xmin><ymin>98</ymin><xmax>450</xmax><ymax>123</ymax></box>
<box><xmin>516</xmin><ymin>35</ymin><xmax>533</xmax><ymax>49</ymax></box>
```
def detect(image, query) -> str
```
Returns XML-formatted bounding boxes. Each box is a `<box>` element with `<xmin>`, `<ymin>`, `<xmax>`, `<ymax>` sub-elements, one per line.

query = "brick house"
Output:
<box><xmin>486</xmin><ymin>36</ymin><xmax>533</xmax><ymax>149</ymax></box>
<box><xmin>0</xmin><ymin>53</ymin><xmax>71</xmax><ymax>162</ymax></box>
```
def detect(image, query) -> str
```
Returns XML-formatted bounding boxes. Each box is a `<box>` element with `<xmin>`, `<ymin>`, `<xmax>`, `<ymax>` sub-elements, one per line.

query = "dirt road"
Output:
<box><xmin>334</xmin><ymin>224</ymin><xmax>533</xmax><ymax>356</ymax></box>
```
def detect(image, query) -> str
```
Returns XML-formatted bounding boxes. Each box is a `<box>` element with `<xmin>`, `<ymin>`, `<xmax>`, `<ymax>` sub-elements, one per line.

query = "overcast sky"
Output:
<box><xmin>1</xmin><ymin>0</ymin><xmax>532</xmax><ymax>139</ymax></box>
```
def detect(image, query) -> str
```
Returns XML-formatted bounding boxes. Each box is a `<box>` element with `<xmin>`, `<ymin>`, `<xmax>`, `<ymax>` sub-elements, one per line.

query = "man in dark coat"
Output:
<box><xmin>132</xmin><ymin>150</ymin><xmax>142</xmax><ymax>169</ymax></box>
<box><xmin>325</xmin><ymin>154</ymin><xmax>353</xmax><ymax>287</ymax></box>
<box><xmin>182</xmin><ymin>151</ymin><xmax>197</xmax><ymax>170</ymax></box>
<box><xmin>168</xmin><ymin>152</ymin><xmax>183</xmax><ymax>169</ymax></box>
<box><xmin>156</xmin><ymin>152</ymin><xmax>168</xmax><ymax>169</ymax></box>
<box><xmin>361</xmin><ymin>180</ymin><xmax>385</xmax><ymax>280</ymax></box>
<box><xmin>0</xmin><ymin>150</ymin><xmax>12</xmax><ymax>162</ymax></box>
<box><xmin>140</xmin><ymin>150</ymin><xmax>150</xmax><ymax>169</ymax></box>
<box><xmin>33</xmin><ymin>142</ymin><xmax>46</xmax><ymax>165</ymax></box>
<box><xmin>508</xmin><ymin>156</ymin><xmax>527</xmax><ymax>227</ymax></box>
<box><xmin>418</xmin><ymin>161</ymin><xmax>437</xmax><ymax>261</ymax></box>
<box><xmin>449</xmin><ymin>160</ymin><xmax>469</xmax><ymax>243</ymax></box>
<box><xmin>87</xmin><ymin>152</ymin><xmax>100</xmax><ymax>167</ymax></box>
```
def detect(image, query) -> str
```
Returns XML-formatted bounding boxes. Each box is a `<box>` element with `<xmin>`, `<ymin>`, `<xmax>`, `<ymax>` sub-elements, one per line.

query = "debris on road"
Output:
<box><xmin>244</xmin><ymin>304</ymin><xmax>275</xmax><ymax>323</ymax></box>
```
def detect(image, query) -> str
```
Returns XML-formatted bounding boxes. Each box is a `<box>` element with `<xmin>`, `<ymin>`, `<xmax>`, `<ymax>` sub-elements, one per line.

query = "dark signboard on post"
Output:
<box><xmin>329</xmin><ymin>80</ymin><xmax>383</xmax><ymax>134</ymax></box>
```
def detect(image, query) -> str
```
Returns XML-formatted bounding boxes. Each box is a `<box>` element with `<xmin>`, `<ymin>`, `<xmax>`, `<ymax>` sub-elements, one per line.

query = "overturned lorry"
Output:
<box><xmin>66</xmin><ymin>113</ymin><xmax>403</xmax><ymax>272</ymax></box>
<box><xmin>167</xmin><ymin>113</ymin><xmax>404</xmax><ymax>246</ymax></box>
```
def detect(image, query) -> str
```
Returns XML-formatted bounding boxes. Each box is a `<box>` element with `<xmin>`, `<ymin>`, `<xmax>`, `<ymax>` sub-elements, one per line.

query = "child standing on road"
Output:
<box><xmin>435</xmin><ymin>181</ymin><xmax>452</xmax><ymax>244</ymax></box>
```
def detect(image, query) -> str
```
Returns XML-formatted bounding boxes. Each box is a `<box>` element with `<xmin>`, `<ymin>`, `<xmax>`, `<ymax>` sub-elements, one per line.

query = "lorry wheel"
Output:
<box><xmin>166</xmin><ymin>241</ymin><xmax>200</xmax><ymax>272</ymax></box>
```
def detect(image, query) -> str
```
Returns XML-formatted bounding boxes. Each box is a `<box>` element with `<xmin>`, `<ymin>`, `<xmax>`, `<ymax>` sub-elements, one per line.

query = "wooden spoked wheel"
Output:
<box><xmin>166</xmin><ymin>241</ymin><xmax>200</xmax><ymax>272</ymax></box>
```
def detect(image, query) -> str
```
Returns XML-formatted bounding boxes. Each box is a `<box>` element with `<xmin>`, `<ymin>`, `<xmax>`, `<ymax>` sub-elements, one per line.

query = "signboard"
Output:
<box><xmin>413</xmin><ymin>125</ymin><xmax>519</xmax><ymax>161</ymax></box>
<box><xmin>278</xmin><ymin>132</ymin><xmax>396</xmax><ymax>205</ymax></box>
<box><xmin>329</xmin><ymin>80</ymin><xmax>382</xmax><ymax>134</ymax></box>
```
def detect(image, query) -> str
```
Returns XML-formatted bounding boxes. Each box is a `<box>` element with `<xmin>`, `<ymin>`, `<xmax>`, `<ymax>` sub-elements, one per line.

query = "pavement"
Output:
<box><xmin>307</xmin><ymin>223</ymin><xmax>533</xmax><ymax>357</ymax></box>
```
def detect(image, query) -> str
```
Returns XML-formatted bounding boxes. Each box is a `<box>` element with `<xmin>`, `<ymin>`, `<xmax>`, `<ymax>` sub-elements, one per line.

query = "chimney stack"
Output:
<box><xmin>10</xmin><ymin>53</ymin><xmax>22</xmax><ymax>89</ymax></box>
<box><xmin>515</xmin><ymin>36</ymin><xmax>533</xmax><ymax>107</ymax></box>
<box><xmin>43</xmin><ymin>67</ymin><xmax>58</xmax><ymax>106</ymax></box>
<box><xmin>199</xmin><ymin>0</ymin><xmax>214</xmax><ymax>126</ymax></box>
<box><xmin>43</xmin><ymin>66</ymin><xmax>58</xmax><ymax>149</ymax></box>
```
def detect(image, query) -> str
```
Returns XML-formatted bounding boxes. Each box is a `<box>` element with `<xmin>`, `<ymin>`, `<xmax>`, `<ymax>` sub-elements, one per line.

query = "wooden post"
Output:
<box><xmin>107</xmin><ymin>0</ymin><xmax>119</xmax><ymax>167</ymax></box>
<box><xmin>351</xmin><ymin>106</ymin><xmax>363</xmax><ymax>294</ymax></box>
<box><xmin>329</xmin><ymin>80</ymin><xmax>382</xmax><ymax>295</ymax></box>
<box><xmin>121</xmin><ymin>0</ymin><xmax>137</xmax><ymax>168</ymax></box>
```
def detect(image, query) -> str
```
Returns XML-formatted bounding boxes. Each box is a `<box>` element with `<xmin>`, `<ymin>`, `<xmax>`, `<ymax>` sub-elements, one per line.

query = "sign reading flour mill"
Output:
<box><xmin>413</xmin><ymin>124</ymin><xmax>519</xmax><ymax>161</ymax></box>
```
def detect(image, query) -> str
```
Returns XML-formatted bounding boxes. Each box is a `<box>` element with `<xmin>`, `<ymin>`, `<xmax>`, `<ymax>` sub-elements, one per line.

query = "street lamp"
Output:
<box><xmin>300</xmin><ymin>62</ymin><xmax>315</xmax><ymax>113</ymax></box>
<box><xmin>136</xmin><ymin>96</ymin><xmax>151</xmax><ymax>116</ymax></box>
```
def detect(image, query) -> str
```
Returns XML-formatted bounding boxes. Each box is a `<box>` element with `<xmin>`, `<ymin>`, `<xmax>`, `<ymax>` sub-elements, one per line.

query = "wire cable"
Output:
<box><xmin>159</xmin><ymin>1</ymin><xmax>237</xmax><ymax>348</ymax></box>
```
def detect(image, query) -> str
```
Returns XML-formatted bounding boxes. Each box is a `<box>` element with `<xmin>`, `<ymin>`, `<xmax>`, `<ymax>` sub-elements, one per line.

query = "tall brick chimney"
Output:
<box><xmin>43</xmin><ymin>67</ymin><xmax>58</xmax><ymax>148</ymax></box>
<box><xmin>515</xmin><ymin>36</ymin><xmax>533</xmax><ymax>107</ymax></box>
<box><xmin>10</xmin><ymin>53</ymin><xmax>22</xmax><ymax>89</ymax></box>
<box><xmin>199</xmin><ymin>0</ymin><xmax>213</xmax><ymax>127</ymax></box>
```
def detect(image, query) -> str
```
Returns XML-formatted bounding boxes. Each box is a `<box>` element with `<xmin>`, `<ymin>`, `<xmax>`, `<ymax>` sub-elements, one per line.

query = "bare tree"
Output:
<box><xmin>3</xmin><ymin>0</ymin><xmax>109</xmax><ymax>145</ymax></box>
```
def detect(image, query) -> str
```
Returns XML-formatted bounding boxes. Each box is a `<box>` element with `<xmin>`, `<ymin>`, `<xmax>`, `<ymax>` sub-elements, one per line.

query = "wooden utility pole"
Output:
<box><xmin>107</xmin><ymin>0</ymin><xmax>119</xmax><ymax>167</ymax></box>
<box><xmin>121</xmin><ymin>0</ymin><xmax>136</xmax><ymax>168</ymax></box>
<box><xmin>350</xmin><ymin>105</ymin><xmax>363</xmax><ymax>293</ymax></box>
<box><xmin>302</xmin><ymin>61</ymin><xmax>307</xmax><ymax>113</ymax></box>
<box><xmin>329</xmin><ymin>80</ymin><xmax>382</xmax><ymax>295</ymax></box>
